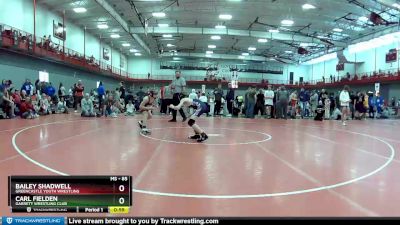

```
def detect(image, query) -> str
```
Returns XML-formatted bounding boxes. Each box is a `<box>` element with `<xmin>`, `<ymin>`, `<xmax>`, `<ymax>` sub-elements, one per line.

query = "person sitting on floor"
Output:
<box><xmin>38</xmin><ymin>93</ymin><xmax>51</xmax><ymax>115</ymax></box>
<box><xmin>105</xmin><ymin>95</ymin><xmax>117</xmax><ymax>118</ymax></box>
<box><xmin>331</xmin><ymin>107</ymin><xmax>342</xmax><ymax>120</ymax></box>
<box><xmin>125</xmin><ymin>100</ymin><xmax>135</xmax><ymax>116</ymax></box>
<box><xmin>56</xmin><ymin>96</ymin><xmax>69</xmax><ymax>114</ymax></box>
<box><xmin>20</xmin><ymin>97</ymin><xmax>39</xmax><ymax>119</ymax></box>
<box><xmin>81</xmin><ymin>93</ymin><xmax>95</xmax><ymax>117</ymax></box>
<box><xmin>314</xmin><ymin>101</ymin><xmax>325</xmax><ymax>121</ymax></box>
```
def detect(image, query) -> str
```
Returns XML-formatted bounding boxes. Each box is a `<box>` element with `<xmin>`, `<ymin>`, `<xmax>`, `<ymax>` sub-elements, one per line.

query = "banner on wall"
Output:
<box><xmin>375</xmin><ymin>83</ymin><xmax>380</xmax><ymax>93</ymax></box>
<box><xmin>201</xmin><ymin>85</ymin><xmax>206</xmax><ymax>94</ymax></box>
<box><xmin>53</xmin><ymin>20</ymin><xmax>66</xmax><ymax>41</ymax></box>
<box><xmin>103</xmin><ymin>48</ymin><xmax>110</xmax><ymax>61</ymax></box>
<box><xmin>39</xmin><ymin>71</ymin><xmax>49</xmax><ymax>82</ymax></box>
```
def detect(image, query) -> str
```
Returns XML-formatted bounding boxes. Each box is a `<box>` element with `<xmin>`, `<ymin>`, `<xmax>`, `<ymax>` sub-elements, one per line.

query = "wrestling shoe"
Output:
<box><xmin>197</xmin><ymin>133</ymin><xmax>208</xmax><ymax>142</ymax></box>
<box><xmin>138</xmin><ymin>120</ymin><xmax>144</xmax><ymax>129</ymax></box>
<box><xmin>189</xmin><ymin>134</ymin><xmax>200</xmax><ymax>140</ymax></box>
<box><xmin>141</xmin><ymin>128</ymin><xmax>151</xmax><ymax>135</ymax></box>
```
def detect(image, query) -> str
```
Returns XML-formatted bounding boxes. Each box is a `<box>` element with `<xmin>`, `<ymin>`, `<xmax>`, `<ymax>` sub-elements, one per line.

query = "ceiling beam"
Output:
<box><xmin>130</xmin><ymin>26</ymin><xmax>347</xmax><ymax>48</ymax></box>
<box><xmin>94</xmin><ymin>0</ymin><xmax>151</xmax><ymax>54</ymax></box>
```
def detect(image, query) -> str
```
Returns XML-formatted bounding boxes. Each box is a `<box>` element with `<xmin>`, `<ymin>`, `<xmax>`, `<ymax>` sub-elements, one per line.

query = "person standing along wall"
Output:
<box><xmin>74</xmin><ymin>80</ymin><xmax>84</xmax><ymax>113</ymax></box>
<box><xmin>226</xmin><ymin>83</ymin><xmax>235</xmax><ymax>116</ymax></box>
<box><xmin>277</xmin><ymin>86</ymin><xmax>289</xmax><ymax>119</ymax></box>
<box><xmin>169</xmin><ymin>71</ymin><xmax>187</xmax><ymax>122</ymax></box>
<box><xmin>213</xmin><ymin>83</ymin><xmax>223</xmax><ymax>116</ymax></box>
<box><xmin>245</xmin><ymin>86</ymin><xmax>257</xmax><ymax>119</ymax></box>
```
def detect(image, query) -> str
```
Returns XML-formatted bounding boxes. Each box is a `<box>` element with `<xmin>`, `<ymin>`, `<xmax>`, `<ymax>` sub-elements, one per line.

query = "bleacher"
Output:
<box><xmin>2</xmin><ymin>22</ymin><xmax>400</xmax><ymax>89</ymax></box>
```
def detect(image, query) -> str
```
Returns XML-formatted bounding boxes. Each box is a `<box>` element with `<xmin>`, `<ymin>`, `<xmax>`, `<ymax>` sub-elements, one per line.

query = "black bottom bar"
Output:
<box><xmin>66</xmin><ymin>218</ymin><xmax>400</xmax><ymax>225</ymax></box>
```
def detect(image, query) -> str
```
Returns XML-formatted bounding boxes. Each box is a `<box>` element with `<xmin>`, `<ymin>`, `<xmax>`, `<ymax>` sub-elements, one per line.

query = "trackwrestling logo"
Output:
<box><xmin>2</xmin><ymin>217</ymin><xmax>64</xmax><ymax>225</ymax></box>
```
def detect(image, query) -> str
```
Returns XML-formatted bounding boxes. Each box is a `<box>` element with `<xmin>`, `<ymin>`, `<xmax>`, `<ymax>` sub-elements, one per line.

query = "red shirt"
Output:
<box><xmin>75</xmin><ymin>84</ymin><xmax>84</xmax><ymax>97</ymax></box>
<box><xmin>20</xmin><ymin>101</ymin><xmax>34</xmax><ymax>114</ymax></box>
<box><xmin>12</xmin><ymin>93</ymin><xmax>21</xmax><ymax>105</ymax></box>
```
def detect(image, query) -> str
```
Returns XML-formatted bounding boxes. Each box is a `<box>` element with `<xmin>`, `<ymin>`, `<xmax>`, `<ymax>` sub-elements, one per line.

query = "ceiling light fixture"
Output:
<box><xmin>110</xmin><ymin>34</ymin><xmax>120</xmax><ymax>38</ymax></box>
<box><xmin>302</xmin><ymin>4</ymin><xmax>316</xmax><ymax>9</ymax></box>
<box><xmin>122</xmin><ymin>43</ymin><xmax>131</xmax><ymax>47</ymax></box>
<box><xmin>211</xmin><ymin>35</ymin><xmax>221</xmax><ymax>40</ymax></box>
<box><xmin>248</xmin><ymin>47</ymin><xmax>256</xmax><ymax>51</ymax></box>
<box><xmin>129</xmin><ymin>49</ymin><xmax>139</xmax><ymax>53</ymax></box>
<box><xmin>269</xmin><ymin>29</ymin><xmax>279</xmax><ymax>33</ymax></box>
<box><xmin>219</xmin><ymin>14</ymin><xmax>232</xmax><ymax>20</ymax></box>
<box><xmin>258</xmin><ymin>38</ymin><xmax>268</xmax><ymax>43</ymax></box>
<box><xmin>358</xmin><ymin>16</ymin><xmax>369</xmax><ymax>22</ymax></box>
<box><xmin>163</xmin><ymin>34</ymin><xmax>173</xmax><ymax>38</ymax></box>
<box><xmin>215</xmin><ymin>25</ymin><xmax>226</xmax><ymax>29</ymax></box>
<box><xmin>134</xmin><ymin>53</ymin><xmax>142</xmax><ymax>56</ymax></box>
<box><xmin>97</xmin><ymin>24</ymin><xmax>108</xmax><ymax>29</ymax></box>
<box><xmin>242</xmin><ymin>53</ymin><xmax>249</xmax><ymax>56</ymax></box>
<box><xmin>333</xmin><ymin>28</ymin><xmax>343</xmax><ymax>32</ymax></box>
<box><xmin>158</xmin><ymin>23</ymin><xmax>169</xmax><ymax>27</ymax></box>
<box><xmin>73</xmin><ymin>7</ymin><xmax>87</xmax><ymax>13</ymax></box>
<box><xmin>393</xmin><ymin>3</ymin><xmax>400</xmax><ymax>9</ymax></box>
<box><xmin>238</xmin><ymin>55</ymin><xmax>245</xmax><ymax>59</ymax></box>
<box><xmin>152</xmin><ymin>12</ymin><xmax>166</xmax><ymax>18</ymax></box>
<box><xmin>281</xmin><ymin>19</ymin><xmax>294</xmax><ymax>26</ymax></box>
<box><xmin>208</xmin><ymin>45</ymin><xmax>216</xmax><ymax>49</ymax></box>
<box><xmin>206</xmin><ymin>51</ymin><xmax>214</xmax><ymax>54</ymax></box>
<box><xmin>166</xmin><ymin>43</ymin><xmax>175</xmax><ymax>47</ymax></box>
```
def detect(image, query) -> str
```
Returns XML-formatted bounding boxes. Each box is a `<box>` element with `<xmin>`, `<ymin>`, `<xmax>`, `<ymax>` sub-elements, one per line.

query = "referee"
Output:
<box><xmin>169</xmin><ymin>70</ymin><xmax>187</xmax><ymax>122</ymax></box>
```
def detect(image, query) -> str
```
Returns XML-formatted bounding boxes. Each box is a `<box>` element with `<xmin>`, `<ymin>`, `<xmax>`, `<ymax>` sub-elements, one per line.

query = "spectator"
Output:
<box><xmin>58</xmin><ymin>82</ymin><xmax>66</xmax><ymax>97</ymax></box>
<box><xmin>331</xmin><ymin>107</ymin><xmax>342</xmax><ymax>120</ymax></box>
<box><xmin>105</xmin><ymin>95</ymin><xmax>117</xmax><ymax>118</ymax></box>
<box><xmin>119</xmin><ymin>81</ymin><xmax>126</xmax><ymax>100</ymax></box>
<box><xmin>56</xmin><ymin>96</ymin><xmax>68</xmax><ymax>114</ymax></box>
<box><xmin>254</xmin><ymin>89</ymin><xmax>265</xmax><ymax>117</ymax></box>
<box><xmin>81</xmin><ymin>93</ymin><xmax>95</xmax><ymax>117</ymax></box>
<box><xmin>213</xmin><ymin>84</ymin><xmax>223</xmax><ymax>116</ymax></box>
<box><xmin>277</xmin><ymin>86</ymin><xmax>288</xmax><ymax>119</ymax></box>
<box><xmin>21</xmin><ymin>79</ymin><xmax>32</xmax><ymax>96</ymax></box>
<box><xmin>226</xmin><ymin>83</ymin><xmax>235</xmax><ymax>117</ymax></box>
<box><xmin>299</xmin><ymin>88</ymin><xmax>308</xmax><ymax>118</ymax></box>
<box><xmin>38</xmin><ymin>93</ymin><xmax>51</xmax><ymax>115</ymax></box>
<box><xmin>0</xmin><ymin>86</ymin><xmax>16</xmax><ymax>118</ymax></box>
<box><xmin>340</xmin><ymin>85</ymin><xmax>351</xmax><ymax>126</ymax></box>
<box><xmin>46</xmin><ymin>82</ymin><xmax>56</xmax><ymax>99</ymax></box>
<box><xmin>125</xmin><ymin>100</ymin><xmax>135</xmax><ymax>116</ymax></box>
<box><xmin>324</xmin><ymin>95</ymin><xmax>331</xmax><ymax>120</ymax></box>
<box><xmin>314</xmin><ymin>101</ymin><xmax>325</xmax><ymax>121</ymax></box>
<box><xmin>97</xmin><ymin>81</ymin><xmax>105</xmax><ymax>115</ymax></box>
<box><xmin>245</xmin><ymin>86</ymin><xmax>257</xmax><ymax>119</ymax></box>
<box><xmin>376</xmin><ymin>92</ymin><xmax>384</xmax><ymax>115</ymax></box>
<box><xmin>20</xmin><ymin>97</ymin><xmax>38</xmax><ymax>119</ymax></box>
<box><xmin>74</xmin><ymin>80</ymin><xmax>84</xmax><ymax>112</ymax></box>
<box><xmin>289</xmin><ymin>90</ymin><xmax>298</xmax><ymax>118</ymax></box>
<box><xmin>264</xmin><ymin>85</ymin><xmax>274</xmax><ymax>119</ymax></box>
<box><xmin>148</xmin><ymin>73</ymin><xmax>151</xmax><ymax>79</ymax></box>
<box><xmin>379</xmin><ymin>106</ymin><xmax>389</xmax><ymax>119</ymax></box>
<box><xmin>189</xmin><ymin>89</ymin><xmax>198</xmax><ymax>100</ymax></box>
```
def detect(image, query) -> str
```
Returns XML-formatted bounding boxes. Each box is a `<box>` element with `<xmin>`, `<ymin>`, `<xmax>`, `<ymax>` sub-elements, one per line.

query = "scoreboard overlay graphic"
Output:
<box><xmin>8</xmin><ymin>176</ymin><xmax>132</xmax><ymax>213</ymax></box>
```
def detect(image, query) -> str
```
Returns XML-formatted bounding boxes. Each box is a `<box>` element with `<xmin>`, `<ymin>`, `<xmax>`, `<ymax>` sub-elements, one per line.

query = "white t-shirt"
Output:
<box><xmin>339</xmin><ymin>90</ymin><xmax>350</xmax><ymax>107</ymax></box>
<box><xmin>264</xmin><ymin>90</ymin><xmax>274</xmax><ymax>106</ymax></box>
<box><xmin>126</xmin><ymin>104</ymin><xmax>135</xmax><ymax>113</ymax></box>
<box><xmin>199</xmin><ymin>96</ymin><xmax>208</xmax><ymax>103</ymax></box>
<box><xmin>189</xmin><ymin>92</ymin><xmax>198</xmax><ymax>100</ymax></box>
